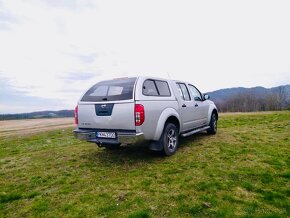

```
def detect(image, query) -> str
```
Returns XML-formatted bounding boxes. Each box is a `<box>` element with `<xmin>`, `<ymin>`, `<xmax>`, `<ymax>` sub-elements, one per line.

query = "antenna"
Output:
<box><xmin>166</xmin><ymin>72</ymin><xmax>171</xmax><ymax>79</ymax></box>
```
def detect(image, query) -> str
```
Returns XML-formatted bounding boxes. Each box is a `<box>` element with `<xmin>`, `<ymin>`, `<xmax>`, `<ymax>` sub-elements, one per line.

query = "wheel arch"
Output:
<box><xmin>207</xmin><ymin>104</ymin><xmax>219</xmax><ymax>125</ymax></box>
<box><xmin>165</xmin><ymin>116</ymin><xmax>180</xmax><ymax>132</ymax></box>
<box><xmin>212</xmin><ymin>108</ymin><xmax>218</xmax><ymax>120</ymax></box>
<box><xmin>153</xmin><ymin>108</ymin><xmax>180</xmax><ymax>141</ymax></box>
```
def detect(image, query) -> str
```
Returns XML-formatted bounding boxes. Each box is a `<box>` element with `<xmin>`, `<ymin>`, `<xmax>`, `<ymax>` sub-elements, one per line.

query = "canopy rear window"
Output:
<box><xmin>81</xmin><ymin>78</ymin><xmax>136</xmax><ymax>102</ymax></box>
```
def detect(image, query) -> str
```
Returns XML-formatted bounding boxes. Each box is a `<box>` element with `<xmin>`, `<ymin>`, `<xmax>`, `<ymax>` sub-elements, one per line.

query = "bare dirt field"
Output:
<box><xmin>0</xmin><ymin>118</ymin><xmax>75</xmax><ymax>137</ymax></box>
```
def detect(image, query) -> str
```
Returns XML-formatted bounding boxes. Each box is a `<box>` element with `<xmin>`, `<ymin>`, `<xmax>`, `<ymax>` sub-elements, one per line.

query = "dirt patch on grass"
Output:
<box><xmin>0</xmin><ymin>118</ymin><xmax>75</xmax><ymax>137</ymax></box>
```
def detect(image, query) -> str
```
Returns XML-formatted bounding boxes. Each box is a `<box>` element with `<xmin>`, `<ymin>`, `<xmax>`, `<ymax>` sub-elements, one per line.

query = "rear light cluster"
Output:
<box><xmin>74</xmin><ymin>105</ymin><xmax>78</xmax><ymax>124</ymax></box>
<box><xmin>135</xmin><ymin>104</ymin><xmax>145</xmax><ymax>126</ymax></box>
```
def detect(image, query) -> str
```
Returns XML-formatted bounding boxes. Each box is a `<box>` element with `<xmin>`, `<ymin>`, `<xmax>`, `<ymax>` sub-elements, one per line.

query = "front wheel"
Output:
<box><xmin>161</xmin><ymin>123</ymin><xmax>179</xmax><ymax>156</ymax></box>
<box><xmin>207</xmin><ymin>113</ymin><xmax>217</xmax><ymax>135</ymax></box>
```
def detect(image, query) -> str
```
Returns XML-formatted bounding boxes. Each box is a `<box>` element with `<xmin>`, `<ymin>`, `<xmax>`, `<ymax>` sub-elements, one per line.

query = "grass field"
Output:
<box><xmin>0</xmin><ymin>111</ymin><xmax>289</xmax><ymax>217</ymax></box>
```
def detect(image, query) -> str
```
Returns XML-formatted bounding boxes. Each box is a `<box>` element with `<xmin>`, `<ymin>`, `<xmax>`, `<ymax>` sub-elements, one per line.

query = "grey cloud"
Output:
<box><xmin>0</xmin><ymin>75</ymin><xmax>65</xmax><ymax>114</ymax></box>
<box><xmin>0</xmin><ymin>7</ymin><xmax>19</xmax><ymax>31</ymax></box>
<box><xmin>60</xmin><ymin>87</ymin><xmax>85</xmax><ymax>93</ymax></box>
<box><xmin>60</xmin><ymin>72</ymin><xmax>98</xmax><ymax>81</ymax></box>
<box><xmin>75</xmin><ymin>53</ymin><xmax>98</xmax><ymax>64</ymax></box>
<box><xmin>62</xmin><ymin>51</ymin><xmax>98</xmax><ymax>64</ymax></box>
<box><xmin>41</xmin><ymin>0</ymin><xmax>95</xmax><ymax>11</ymax></box>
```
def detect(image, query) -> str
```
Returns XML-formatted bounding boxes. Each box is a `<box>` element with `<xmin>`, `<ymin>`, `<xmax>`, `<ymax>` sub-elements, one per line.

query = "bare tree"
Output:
<box><xmin>276</xmin><ymin>86</ymin><xmax>287</xmax><ymax>110</ymax></box>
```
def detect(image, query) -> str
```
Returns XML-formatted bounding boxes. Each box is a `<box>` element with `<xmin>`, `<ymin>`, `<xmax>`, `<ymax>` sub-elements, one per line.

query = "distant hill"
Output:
<box><xmin>208</xmin><ymin>85</ymin><xmax>290</xmax><ymax>102</ymax></box>
<box><xmin>207</xmin><ymin>85</ymin><xmax>290</xmax><ymax>112</ymax></box>
<box><xmin>0</xmin><ymin>110</ymin><xmax>74</xmax><ymax>120</ymax></box>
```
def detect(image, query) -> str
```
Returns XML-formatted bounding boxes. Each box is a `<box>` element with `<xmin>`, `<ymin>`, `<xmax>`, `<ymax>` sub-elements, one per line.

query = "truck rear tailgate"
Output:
<box><xmin>78</xmin><ymin>102</ymin><xmax>135</xmax><ymax>130</ymax></box>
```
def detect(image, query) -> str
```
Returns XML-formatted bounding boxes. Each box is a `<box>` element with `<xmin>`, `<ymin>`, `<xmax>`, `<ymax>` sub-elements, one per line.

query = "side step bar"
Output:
<box><xmin>181</xmin><ymin>126</ymin><xmax>210</xmax><ymax>137</ymax></box>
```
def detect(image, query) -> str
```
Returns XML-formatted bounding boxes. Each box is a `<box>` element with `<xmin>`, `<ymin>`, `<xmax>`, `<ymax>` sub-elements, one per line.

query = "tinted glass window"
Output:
<box><xmin>81</xmin><ymin>78</ymin><xmax>136</xmax><ymax>102</ymax></box>
<box><xmin>142</xmin><ymin>80</ymin><xmax>159</xmax><ymax>96</ymax></box>
<box><xmin>177</xmin><ymin>83</ymin><xmax>191</xmax><ymax>101</ymax></box>
<box><xmin>188</xmin><ymin>85</ymin><xmax>202</xmax><ymax>101</ymax></box>
<box><xmin>89</xmin><ymin>85</ymin><xmax>108</xmax><ymax>96</ymax></box>
<box><xmin>155</xmin><ymin>81</ymin><xmax>171</xmax><ymax>96</ymax></box>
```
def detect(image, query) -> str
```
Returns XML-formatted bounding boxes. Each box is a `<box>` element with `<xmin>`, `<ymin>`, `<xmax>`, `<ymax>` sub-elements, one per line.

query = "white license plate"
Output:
<box><xmin>96</xmin><ymin>132</ymin><xmax>116</xmax><ymax>139</ymax></box>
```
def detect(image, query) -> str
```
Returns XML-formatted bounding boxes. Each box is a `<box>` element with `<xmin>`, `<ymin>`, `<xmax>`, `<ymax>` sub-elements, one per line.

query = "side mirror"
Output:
<box><xmin>204</xmin><ymin>94</ymin><xmax>210</xmax><ymax>100</ymax></box>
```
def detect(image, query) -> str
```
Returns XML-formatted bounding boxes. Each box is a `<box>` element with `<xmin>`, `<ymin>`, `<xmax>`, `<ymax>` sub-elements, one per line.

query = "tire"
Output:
<box><xmin>161</xmin><ymin>123</ymin><xmax>179</xmax><ymax>156</ymax></box>
<box><xmin>207</xmin><ymin>113</ymin><xmax>217</xmax><ymax>135</ymax></box>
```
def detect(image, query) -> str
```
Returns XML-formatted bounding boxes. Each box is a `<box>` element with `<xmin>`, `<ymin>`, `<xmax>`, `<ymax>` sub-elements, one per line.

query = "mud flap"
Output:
<box><xmin>149</xmin><ymin>141</ymin><xmax>163</xmax><ymax>151</ymax></box>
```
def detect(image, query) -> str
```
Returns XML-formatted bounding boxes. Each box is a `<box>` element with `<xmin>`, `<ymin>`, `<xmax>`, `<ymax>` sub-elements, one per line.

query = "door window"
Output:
<box><xmin>177</xmin><ymin>83</ymin><xmax>191</xmax><ymax>101</ymax></box>
<box><xmin>188</xmin><ymin>85</ymin><xmax>203</xmax><ymax>101</ymax></box>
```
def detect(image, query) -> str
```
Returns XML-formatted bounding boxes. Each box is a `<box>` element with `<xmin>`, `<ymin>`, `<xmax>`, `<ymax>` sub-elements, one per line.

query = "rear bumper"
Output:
<box><xmin>73</xmin><ymin>128</ymin><xmax>145</xmax><ymax>145</ymax></box>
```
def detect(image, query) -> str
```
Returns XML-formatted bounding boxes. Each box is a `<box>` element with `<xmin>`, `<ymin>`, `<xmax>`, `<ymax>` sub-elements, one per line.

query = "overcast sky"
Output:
<box><xmin>0</xmin><ymin>0</ymin><xmax>290</xmax><ymax>113</ymax></box>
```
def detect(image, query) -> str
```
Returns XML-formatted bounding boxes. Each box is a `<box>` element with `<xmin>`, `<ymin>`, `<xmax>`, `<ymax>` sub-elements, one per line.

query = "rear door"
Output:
<box><xmin>188</xmin><ymin>84</ymin><xmax>209</xmax><ymax>126</ymax></box>
<box><xmin>176</xmin><ymin>83</ymin><xmax>196</xmax><ymax>131</ymax></box>
<box><xmin>78</xmin><ymin>78</ymin><xmax>136</xmax><ymax>130</ymax></box>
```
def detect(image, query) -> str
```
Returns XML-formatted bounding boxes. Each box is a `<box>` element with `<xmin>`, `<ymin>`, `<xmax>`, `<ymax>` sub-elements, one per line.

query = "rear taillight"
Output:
<box><xmin>74</xmin><ymin>105</ymin><xmax>78</xmax><ymax>124</ymax></box>
<box><xmin>135</xmin><ymin>104</ymin><xmax>145</xmax><ymax>126</ymax></box>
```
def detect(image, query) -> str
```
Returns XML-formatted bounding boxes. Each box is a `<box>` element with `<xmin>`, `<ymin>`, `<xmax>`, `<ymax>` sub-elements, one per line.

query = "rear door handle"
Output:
<box><xmin>182</xmin><ymin>104</ymin><xmax>187</xmax><ymax>108</ymax></box>
<box><xmin>195</xmin><ymin>103</ymin><xmax>198</xmax><ymax>107</ymax></box>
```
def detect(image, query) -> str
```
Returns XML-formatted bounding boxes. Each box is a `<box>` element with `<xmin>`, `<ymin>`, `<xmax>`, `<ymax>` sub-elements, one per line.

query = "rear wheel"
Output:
<box><xmin>207</xmin><ymin>113</ymin><xmax>217</xmax><ymax>134</ymax></box>
<box><xmin>161</xmin><ymin>123</ymin><xmax>179</xmax><ymax>156</ymax></box>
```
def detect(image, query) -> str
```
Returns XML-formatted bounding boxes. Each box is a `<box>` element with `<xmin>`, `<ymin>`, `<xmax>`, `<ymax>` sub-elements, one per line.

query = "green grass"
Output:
<box><xmin>0</xmin><ymin>111</ymin><xmax>289</xmax><ymax>217</ymax></box>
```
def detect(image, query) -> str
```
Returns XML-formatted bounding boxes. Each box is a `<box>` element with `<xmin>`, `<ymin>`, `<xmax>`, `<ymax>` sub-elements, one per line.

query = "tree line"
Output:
<box><xmin>215</xmin><ymin>86</ymin><xmax>289</xmax><ymax>112</ymax></box>
<box><xmin>0</xmin><ymin>110</ymin><xmax>74</xmax><ymax>120</ymax></box>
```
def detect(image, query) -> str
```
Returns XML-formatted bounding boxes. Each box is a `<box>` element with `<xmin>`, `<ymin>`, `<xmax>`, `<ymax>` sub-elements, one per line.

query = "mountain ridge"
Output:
<box><xmin>207</xmin><ymin>84</ymin><xmax>290</xmax><ymax>101</ymax></box>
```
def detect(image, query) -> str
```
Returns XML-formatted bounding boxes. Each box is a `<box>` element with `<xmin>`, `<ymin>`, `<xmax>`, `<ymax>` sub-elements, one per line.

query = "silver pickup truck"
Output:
<box><xmin>74</xmin><ymin>76</ymin><xmax>218</xmax><ymax>155</ymax></box>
